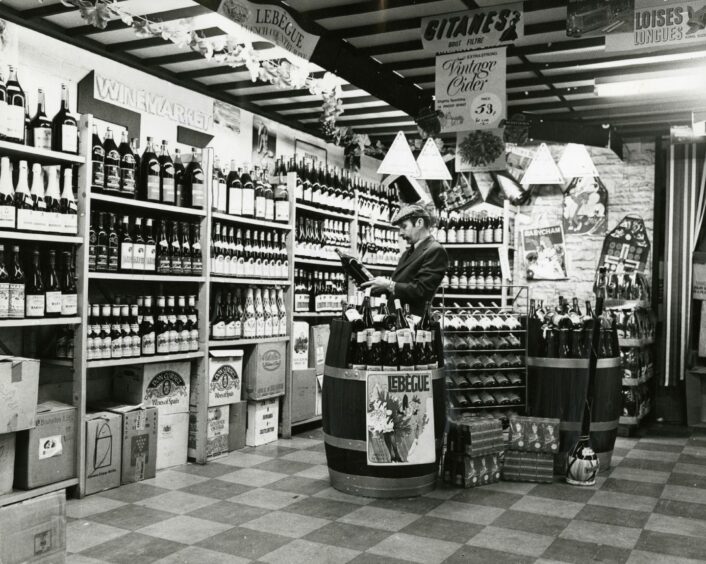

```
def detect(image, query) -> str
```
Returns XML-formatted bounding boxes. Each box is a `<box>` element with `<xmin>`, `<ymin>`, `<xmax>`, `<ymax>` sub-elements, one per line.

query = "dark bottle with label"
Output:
<box><xmin>61</xmin><ymin>250</ymin><xmax>77</xmax><ymax>317</ymax></box>
<box><xmin>5</xmin><ymin>66</ymin><xmax>26</xmax><ymax>144</ymax></box>
<box><xmin>8</xmin><ymin>245</ymin><xmax>24</xmax><ymax>319</ymax></box>
<box><xmin>29</xmin><ymin>89</ymin><xmax>52</xmax><ymax>149</ymax></box>
<box><xmin>118</xmin><ymin>130</ymin><xmax>136</xmax><ymax>198</ymax></box>
<box><xmin>157</xmin><ymin>220</ymin><xmax>170</xmax><ymax>274</ymax></box>
<box><xmin>159</xmin><ymin>140</ymin><xmax>175</xmax><ymax>205</ymax></box>
<box><xmin>144</xmin><ymin>218</ymin><xmax>156</xmax><ymax>272</ymax></box>
<box><xmin>335</xmin><ymin>248</ymin><xmax>373</xmax><ymax>285</ymax></box>
<box><xmin>0</xmin><ymin>245</ymin><xmax>9</xmax><ymax>319</ymax></box>
<box><xmin>119</xmin><ymin>215</ymin><xmax>133</xmax><ymax>273</ymax></box>
<box><xmin>241</xmin><ymin>169</ymin><xmax>255</xmax><ymax>218</ymax></box>
<box><xmin>169</xmin><ymin>221</ymin><xmax>182</xmax><ymax>275</ymax></box>
<box><xmin>95</xmin><ymin>212</ymin><xmax>108</xmax><ymax>272</ymax></box>
<box><xmin>184</xmin><ymin>148</ymin><xmax>204</xmax><ymax>209</ymax></box>
<box><xmin>44</xmin><ymin>250</ymin><xmax>62</xmax><ymax>318</ymax></box>
<box><xmin>106</xmin><ymin>213</ymin><xmax>119</xmax><ymax>273</ymax></box>
<box><xmin>88</xmin><ymin>211</ymin><xmax>97</xmax><ymax>272</ymax></box>
<box><xmin>173</xmin><ymin>148</ymin><xmax>185</xmax><ymax>207</ymax></box>
<box><xmin>25</xmin><ymin>248</ymin><xmax>45</xmax><ymax>318</ymax></box>
<box><xmin>191</xmin><ymin>223</ymin><xmax>202</xmax><ymax>276</ymax></box>
<box><xmin>180</xmin><ymin>222</ymin><xmax>192</xmax><ymax>275</ymax></box>
<box><xmin>141</xmin><ymin>295</ymin><xmax>155</xmax><ymax>356</ymax></box>
<box><xmin>155</xmin><ymin>295</ymin><xmax>170</xmax><ymax>354</ymax></box>
<box><xmin>133</xmin><ymin>217</ymin><xmax>146</xmax><ymax>272</ymax></box>
<box><xmin>90</xmin><ymin>125</ymin><xmax>105</xmax><ymax>189</ymax></box>
<box><xmin>51</xmin><ymin>84</ymin><xmax>78</xmax><ymax>154</ymax></box>
<box><xmin>103</xmin><ymin>128</ymin><xmax>120</xmax><ymax>192</ymax></box>
<box><xmin>141</xmin><ymin>137</ymin><xmax>160</xmax><ymax>202</ymax></box>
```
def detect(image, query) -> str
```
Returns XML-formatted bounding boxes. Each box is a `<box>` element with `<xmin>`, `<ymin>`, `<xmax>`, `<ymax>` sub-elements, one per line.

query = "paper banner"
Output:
<box><xmin>520</xmin><ymin>143</ymin><xmax>564</xmax><ymax>186</ymax></box>
<box><xmin>558</xmin><ymin>143</ymin><xmax>599</xmax><ymax>179</ymax></box>
<box><xmin>377</xmin><ymin>131</ymin><xmax>420</xmax><ymax>177</ymax></box>
<box><xmin>436</xmin><ymin>47</ymin><xmax>506</xmax><ymax>133</ymax></box>
<box><xmin>522</xmin><ymin>225</ymin><xmax>569</xmax><ymax>280</ymax></box>
<box><xmin>416</xmin><ymin>138</ymin><xmax>452</xmax><ymax>180</ymax></box>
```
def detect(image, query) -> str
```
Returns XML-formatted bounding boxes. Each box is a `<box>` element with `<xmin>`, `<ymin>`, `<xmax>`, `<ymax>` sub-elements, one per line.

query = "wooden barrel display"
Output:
<box><xmin>527</xmin><ymin>356</ymin><xmax>621</xmax><ymax>473</ymax></box>
<box><xmin>322</xmin><ymin>320</ymin><xmax>446</xmax><ymax>498</ymax></box>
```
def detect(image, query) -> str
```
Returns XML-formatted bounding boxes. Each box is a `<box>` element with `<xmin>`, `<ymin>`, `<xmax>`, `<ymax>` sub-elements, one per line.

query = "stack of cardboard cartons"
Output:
<box><xmin>189</xmin><ymin>350</ymin><xmax>244</xmax><ymax>459</ymax></box>
<box><xmin>503</xmin><ymin>416</ymin><xmax>560</xmax><ymax>483</ymax></box>
<box><xmin>243</xmin><ymin>342</ymin><xmax>286</xmax><ymax>446</ymax></box>
<box><xmin>290</xmin><ymin>323</ymin><xmax>328</xmax><ymax>424</ymax></box>
<box><xmin>441</xmin><ymin>414</ymin><xmax>503</xmax><ymax>488</ymax></box>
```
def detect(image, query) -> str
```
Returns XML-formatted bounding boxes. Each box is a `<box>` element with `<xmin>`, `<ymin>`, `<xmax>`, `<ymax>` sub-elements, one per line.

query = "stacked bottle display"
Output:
<box><xmin>0</xmin><ymin>243</ymin><xmax>77</xmax><ymax>320</ymax></box>
<box><xmin>292</xmin><ymin>159</ymin><xmax>355</xmax><ymax>215</ymax></box>
<box><xmin>88</xmin><ymin>212</ymin><xmax>202</xmax><ymax>276</ymax></box>
<box><xmin>85</xmin><ymin>295</ymin><xmax>199</xmax><ymax>361</ymax></box>
<box><xmin>210</xmin><ymin>222</ymin><xmax>288</xmax><ymax>279</ymax></box>
<box><xmin>0</xmin><ymin>67</ymin><xmax>79</xmax><ymax>154</ymax></box>
<box><xmin>210</xmin><ymin>157</ymin><xmax>289</xmax><ymax>223</ymax></box>
<box><xmin>603</xmin><ymin>271</ymin><xmax>651</xmax><ymax>302</ymax></box>
<box><xmin>210</xmin><ymin>287</ymin><xmax>287</xmax><ymax>340</ymax></box>
<box><xmin>440</xmin><ymin>260</ymin><xmax>503</xmax><ymax>294</ymax></box>
<box><xmin>346</xmin><ymin>293</ymin><xmax>440</xmax><ymax>371</ymax></box>
<box><xmin>437</xmin><ymin>209</ymin><xmax>505</xmax><ymax>245</ymax></box>
<box><xmin>0</xmin><ymin>157</ymin><xmax>78</xmax><ymax>234</ymax></box>
<box><xmin>91</xmin><ymin>130</ymin><xmax>205</xmax><ymax>209</ymax></box>
<box><xmin>613</xmin><ymin>306</ymin><xmax>656</xmax><ymax>341</ymax></box>
<box><xmin>356</xmin><ymin>178</ymin><xmax>398</xmax><ymax>224</ymax></box>
<box><xmin>294</xmin><ymin>268</ymin><xmax>347</xmax><ymax>313</ymax></box>
<box><xmin>295</xmin><ymin>216</ymin><xmax>350</xmax><ymax>261</ymax></box>
<box><xmin>358</xmin><ymin>224</ymin><xmax>400</xmax><ymax>267</ymax></box>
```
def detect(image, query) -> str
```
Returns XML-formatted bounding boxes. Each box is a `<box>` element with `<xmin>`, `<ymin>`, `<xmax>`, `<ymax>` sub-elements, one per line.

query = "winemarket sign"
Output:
<box><xmin>421</xmin><ymin>3</ymin><xmax>523</xmax><ymax>54</ymax></box>
<box><xmin>217</xmin><ymin>0</ymin><xmax>320</xmax><ymax>61</ymax></box>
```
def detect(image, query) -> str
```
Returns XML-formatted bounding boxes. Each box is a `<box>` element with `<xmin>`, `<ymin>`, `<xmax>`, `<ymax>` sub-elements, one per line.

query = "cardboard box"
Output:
<box><xmin>315</xmin><ymin>375</ymin><xmax>323</xmax><ymax>417</ymax></box>
<box><xmin>85</xmin><ymin>411</ymin><xmax>122</xmax><ymax>495</ymax></box>
<box><xmin>292</xmin><ymin>321</ymin><xmax>309</xmax><ymax>370</ymax></box>
<box><xmin>291</xmin><ymin>369</ymin><xmax>317</xmax><ymax>424</ymax></box>
<box><xmin>463</xmin><ymin>453</ymin><xmax>501</xmax><ymax>488</ymax></box>
<box><xmin>113</xmin><ymin>362</ymin><xmax>190</xmax><ymax>415</ymax></box>
<box><xmin>0</xmin><ymin>432</ymin><xmax>15</xmax><ymax>494</ymax></box>
<box><xmin>188</xmin><ymin>406</ymin><xmax>229</xmax><ymax>460</ymax></box>
<box><xmin>246</xmin><ymin>399</ymin><xmax>279</xmax><ymax>447</ymax></box>
<box><xmin>157</xmin><ymin>412</ymin><xmax>188</xmax><ymax>470</ymax></box>
<box><xmin>0</xmin><ymin>356</ymin><xmax>39</xmax><ymax>433</ymax></box>
<box><xmin>0</xmin><ymin>491</ymin><xmax>65</xmax><ymax>564</ymax></box>
<box><xmin>228</xmin><ymin>402</ymin><xmax>246</xmax><ymax>452</ymax></box>
<box><xmin>309</xmin><ymin>325</ymin><xmax>330</xmax><ymax>375</ymax></box>
<box><xmin>14</xmin><ymin>401</ymin><xmax>77</xmax><ymax>490</ymax></box>
<box><xmin>503</xmin><ymin>451</ymin><xmax>554</xmax><ymax>483</ymax></box>
<box><xmin>244</xmin><ymin>341</ymin><xmax>286</xmax><ymax>400</ymax></box>
<box><xmin>508</xmin><ymin>416</ymin><xmax>560</xmax><ymax>454</ymax></box>
<box><xmin>452</xmin><ymin>416</ymin><xmax>504</xmax><ymax>458</ymax></box>
<box><xmin>92</xmin><ymin>402</ymin><xmax>158</xmax><ymax>485</ymax></box>
<box><xmin>208</xmin><ymin>350</ymin><xmax>243</xmax><ymax>407</ymax></box>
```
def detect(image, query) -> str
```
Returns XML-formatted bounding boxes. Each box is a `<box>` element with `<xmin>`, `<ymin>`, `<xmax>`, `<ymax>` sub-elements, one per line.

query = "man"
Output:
<box><xmin>361</xmin><ymin>203</ymin><xmax>449</xmax><ymax>317</ymax></box>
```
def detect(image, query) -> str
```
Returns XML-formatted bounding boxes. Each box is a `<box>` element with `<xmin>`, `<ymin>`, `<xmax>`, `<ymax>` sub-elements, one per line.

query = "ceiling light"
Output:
<box><xmin>595</xmin><ymin>69</ymin><xmax>706</xmax><ymax>97</ymax></box>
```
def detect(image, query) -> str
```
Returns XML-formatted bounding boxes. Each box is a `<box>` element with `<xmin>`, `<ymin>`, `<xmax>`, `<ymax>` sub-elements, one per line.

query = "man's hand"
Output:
<box><xmin>360</xmin><ymin>276</ymin><xmax>393</xmax><ymax>294</ymax></box>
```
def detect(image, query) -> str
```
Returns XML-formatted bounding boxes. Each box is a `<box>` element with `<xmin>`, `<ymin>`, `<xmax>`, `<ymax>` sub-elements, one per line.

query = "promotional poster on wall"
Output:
<box><xmin>522</xmin><ymin>225</ymin><xmax>569</xmax><ymax>280</ymax></box>
<box><xmin>252</xmin><ymin>115</ymin><xmax>277</xmax><ymax>168</ymax></box>
<box><xmin>213</xmin><ymin>100</ymin><xmax>241</xmax><ymax>134</ymax></box>
<box><xmin>563</xmin><ymin>176</ymin><xmax>609</xmax><ymax>235</ymax></box>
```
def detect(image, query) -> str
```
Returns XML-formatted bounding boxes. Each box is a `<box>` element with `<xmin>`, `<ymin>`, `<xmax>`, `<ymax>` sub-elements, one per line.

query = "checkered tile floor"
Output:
<box><xmin>65</xmin><ymin>426</ymin><xmax>706</xmax><ymax>564</ymax></box>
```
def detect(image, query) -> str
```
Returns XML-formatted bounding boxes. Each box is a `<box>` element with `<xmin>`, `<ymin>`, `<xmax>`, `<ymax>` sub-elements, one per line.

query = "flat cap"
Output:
<box><xmin>391</xmin><ymin>203</ymin><xmax>431</xmax><ymax>225</ymax></box>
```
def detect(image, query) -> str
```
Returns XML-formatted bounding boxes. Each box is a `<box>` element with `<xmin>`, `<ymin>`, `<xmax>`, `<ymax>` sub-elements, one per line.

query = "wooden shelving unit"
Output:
<box><xmin>210</xmin><ymin>276</ymin><xmax>290</xmax><ymax>286</ymax></box>
<box><xmin>212</xmin><ymin>211</ymin><xmax>292</xmax><ymax>231</ymax></box>
<box><xmin>89</xmin><ymin>272</ymin><xmax>205</xmax><ymax>283</ymax></box>
<box><xmin>0</xmin><ymin>479</ymin><xmax>79</xmax><ymax>509</ymax></box>
<box><xmin>0</xmin><ymin>230</ymin><xmax>83</xmax><ymax>244</ymax></box>
<box><xmin>209</xmin><ymin>336</ymin><xmax>289</xmax><ymax>348</ymax></box>
<box><xmin>91</xmin><ymin>192</ymin><xmax>207</xmax><ymax>217</ymax></box>
<box><xmin>0</xmin><ymin>139</ymin><xmax>85</xmax><ymax>165</ymax></box>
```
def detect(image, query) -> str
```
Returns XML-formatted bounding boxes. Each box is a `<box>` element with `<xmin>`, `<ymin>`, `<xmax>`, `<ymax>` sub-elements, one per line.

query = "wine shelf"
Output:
<box><xmin>358</xmin><ymin>216</ymin><xmax>393</xmax><ymax>229</ymax></box>
<box><xmin>0</xmin><ymin>230</ymin><xmax>83</xmax><ymax>244</ymax></box>
<box><xmin>622</xmin><ymin>369</ymin><xmax>654</xmax><ymax>387</ymax></box>
<box><xmin>0</xmin><ymin>316</ymin><xmax>81</xmax><ymax>328</ymax></box>
<box><xmin>447</xmin><ymin>386</ymin><xmax>525</xmax><ymax>392</ymax></box>
<box><xmin>211</xmin><ymin>276</ymin><xmax>290</xmax><ymax>286</ymax></box>
<box><xmin>619</xmin><ymin>337</ymin><xmax>655</xmax><ymax>347</ymax></box>
<box><xmin>436</xmin><ymin>293</ymin><xmax>503</xmax><ymax>300</ymax></box>
<box><xmin>443</xmin><ymin>243</ymin><xmax>515</xmax><ymax>251</ymax></box>
<box><xmin>212</xmin><ymin>211</ymin><xmax>293</xmax><ymax>231</ymax></box>
<box><xmin>364</xmin><ymin>264</ymin><xmax>396</xmax><ymax>272</ymax></box>
<box><xmin>87</xmin><ymin>351</ymin><xmax>204</xmax><ymax>369</ymax></box>
<box><xmin>296</xmin><ymin>203</ymin><xmax>354</xmax><ymax>221</ymax></box>
<box><xmin>445</xmin><ymin>348</ymin><xmax>525</xmax><ymax>353</ymax></box>
<box><xmin>293</xmin><ymin>311</ymin><xmax>339</xmax><ymax>317</ymax></box>
<box><xmin>446</xmin><ymin>366</ymin><xmax>525</xmax><ymax>371</ymax></box>
<box><xmin>449</xmin><ymin>404</ymin><xmax>526</xmax><ymax>410</ymax></box>
<box><xmin>294</xmin><ymin>256</ymin><xmax>339</xmax><ymax>266</ymax></box>
<box><xmin>0</xmin><ymin>139</ymin><xmax>85</xmax><ymax>165</ymax></box>
<box><xmin>91</xmin><ymin>192</ymin><xmax>207</xmax><ymax>217</ymax></box>
<box><xmin>89</xmin><ymin>272</ymin><xmax>205</xmax><ymax>283</ymax></box>
<box><xmin>209</xmin><ymin>336</ymin><xmax>289</xmax><ymax>347</ymax></box>
<box><xmin>604</xmin><ymin>299</ymin><xmax>651</xmax><ymax>309</ymax></box>
<box><xmin>0</xmin><ymin>478</ymin><xmax>79</xmax><ymax>509</ymax></box>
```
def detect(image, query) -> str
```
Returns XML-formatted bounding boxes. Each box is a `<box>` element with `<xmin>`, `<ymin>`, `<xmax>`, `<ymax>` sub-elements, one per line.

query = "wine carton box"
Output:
<box><xmin>292</xmin><ymin>321</ymin><xmax>309</xmax><ymax>370</ymax></box>
<box><xmin>113</xmin><ymin>361</ymin><xmax>190</xmax><ymax>415</ymax></box>
<box><xmin>309</xmin><ymin>325</ymin><xmax>330</xmax><ymax>375</ymax></box>
<box><xmin>243</xmin><ymin>342</ymin><xmax>286</xmax><ymax>400</ymax></box>
<box><xmin>246</xmin><ymin>398</ymin><xmax>279</xmax><ymax>447</ymax></box>
<box><xmin>85</xmin><ymin>411</ymin><xmax>122</xmax><ymax>495</ymax></box>
<box><xmin>0</xmin><ymin>491</ymin><xmax>66</xmax><ymax>564</ymax></box>
<box><xmin>157</xmin><ymin>412</ymin><xmax>188</xmax><ymax>470</ymax></box>
<box><xmin>0</xmin><ymin>433</ymin><xmax>15</xmax><ymax>494</ymax></box>
<box><xmin>16</xmin><ymin>209</ymin><xmax>48</xmax><ymax>233</ymax></box>
<box><xmin>0</xmin><ymin>356</ymin><xmax>39</xmax><ymax>433</ymax></box>
<box><xmin>188</xmin><ymin>405</ymin><xmax>229</xmax><ymax>460</ymax></box>
<box><xmin>315</xmin><ymin>375</ymin><xmax>323</xmax><ymax>417</ymax></box>
<box><xmin>14</xmin><ymin>401</ymin><xmax>77</xmax><ymax>490</ymax></box>
<box><xmin>508</xmin><ymin>416</ymin><xmax>560</xmax><ymax>454</ymax></box>
<box><xmin>291</xmin><ymin>369</ymin><xmax>317</xmax><ymax>424</ymax></box>
<box><xmin>228</xmin><ymin>402</ymin><xmax>247</xmax><ymax>452</ymax></box>
<box><xmin>0</xmin><ymin>204</ymin><xmax>15</xmax><ymax>230</ymax></box>
<box><xmin>207</xmin><ymin>350</ymin><xmax>243</xmax><ymax>407</ymax></box>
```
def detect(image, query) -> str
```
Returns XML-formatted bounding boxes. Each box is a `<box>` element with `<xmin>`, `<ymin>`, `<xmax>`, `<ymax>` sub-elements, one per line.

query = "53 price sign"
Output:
<box><xmin>470</xmin><ymin>94</ymin><xmax>502</xmax><ymax>128</ymax></box>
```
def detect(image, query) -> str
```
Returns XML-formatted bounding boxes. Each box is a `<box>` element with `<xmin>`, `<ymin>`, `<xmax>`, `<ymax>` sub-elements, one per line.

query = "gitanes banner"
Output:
<box><xmin>421</xmin><ymin>3</ymin><xmax>523</xmax><ymax>53</ymax></box>
<box><xmin>605</xmin><ymin>0</ymin><xmax>706</xmax><ymax>51</ymax></box>
<box><xmin>435</xmin><ymin>48</ymin><xmax>506</xmax><ymax>133</ymax></box>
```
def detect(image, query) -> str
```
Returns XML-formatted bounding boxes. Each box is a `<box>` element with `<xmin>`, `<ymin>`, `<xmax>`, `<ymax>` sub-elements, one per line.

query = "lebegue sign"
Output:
<box><xmin>421</xmin><ymin>3</ymin><xmax>523</xmax><ymax>54</ymax></box>
<box><xmin>93</xmin><ymin>74</ymin><xmax>213</xmax><ymax>132</ymax></box>
<box><xmin>218</xmin><ymin>0</ymin><xmax>320</xmax><ymax>61</ymax></box>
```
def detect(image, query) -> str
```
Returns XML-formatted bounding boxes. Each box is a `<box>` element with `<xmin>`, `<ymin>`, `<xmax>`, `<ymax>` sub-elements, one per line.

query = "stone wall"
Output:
<box><xmin>512</xmin><ymin>141</ymin><xmax>656</xmax><ymax>307</ymax></box>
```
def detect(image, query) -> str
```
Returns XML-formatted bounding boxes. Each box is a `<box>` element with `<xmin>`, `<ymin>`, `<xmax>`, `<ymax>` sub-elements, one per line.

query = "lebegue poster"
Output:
<box><xmin>366</xmin><ymin>371</ymin><xmax>435</xmax><ymax>466</ymax></box>
<box><xmin>435</xmin><ymin>47</ymin><xmax>506</xmax><ymax>133</ymax></box>
<box><xmin>522</xmin><ymin>225</ymin><xmax>569</xmax><ymax>280</ymax></box>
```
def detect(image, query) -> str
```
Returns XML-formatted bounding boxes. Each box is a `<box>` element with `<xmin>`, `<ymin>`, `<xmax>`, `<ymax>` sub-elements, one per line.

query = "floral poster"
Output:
<box><xmin>522</xmin><ymin>225</ymin><xmax>569</xmax><ymax>280</ymax></box>
<box><xmin>563</xmin><ymin>176</ymin><xmax>608</xmax><ymax>235</ymax></box>
<box><xmin>366</xmin><ymin>372</ymin><xmax>435</xmax><ymax>466</ymax></box>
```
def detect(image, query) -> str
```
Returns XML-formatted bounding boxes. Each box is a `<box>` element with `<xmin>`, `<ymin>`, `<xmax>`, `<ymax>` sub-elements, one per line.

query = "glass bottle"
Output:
<box><xmin>159</xmin><ymin>140</ymin><xmax>175</xmax><ymax>205</ymax></box>
<box><xmin>29</xmin><ymin>89</ymin><xmax>52</xmax><ymax>149</ymax></box>
<box><xmin>51</xmin><ymin>84</ymin><xmax>78</xmax><ymax>154</ymax></box>
<box><xmin>25</xmin><ymin>248</ymin><xmax>45</xmax><ymax>318</ymax></box>
<box><xmin>61</xmin><ymin>250</ymin><xmax>77</xmax><ymax>317</ymax></box>
<box><xmin>0</xmin><ymin>245</ymin><xmax>9</xmax><ymax>318</ymax></box>
<box><xmin>141</xmin><ymin>137</ymin><xmax>160</xmax><ymax>202</ymax></box>
<box><xmin>185</xmin><ymin>148</ymin><xmax>205</xmax><ymax>209</ymax></box>
<box><xmin>90</xmin><ymin>125</ymin><xmax>105</xmax><ymax>189</ymax></box>
<box><xmin>103</xmin><ymin>128</ymin><xmax>120</xmax><ymax>192</ymax></box>
<box><xmin>5</xmin><ymin>67</ymin><xmax>26</xmax><ymax>144</ymax></box>
<box><xmin>8</xmin><ymin>245</ymin><xmax>24</xmax><ymax>319</ymax></box>
<box><xmin>118</xmin><ymin>130</ymin><xmax>136</xmax><ymax>198</ymax></box>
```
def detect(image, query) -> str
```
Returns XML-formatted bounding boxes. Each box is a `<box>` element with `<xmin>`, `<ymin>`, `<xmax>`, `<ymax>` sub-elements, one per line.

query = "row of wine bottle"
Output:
<box><xmin>447</xmin><ymin>371</ymin><xmax>524</xmax><ymax>389</ymax></box>
<box><xmin>441</xmin><ymin>260</ymin><xmax>504</xmax><ymax>294</ymax></box>
<box><xmin>295</xmin><ymin>216</ymin><xmax>350</xmax><ymax>261</ymax></box>
<box><xmin>436</xmin><ymin>210</ymin><xmax>505</xmax><ymax>245</ymax></box>
<box><xmin>210</xmin><ymin>287</ymin><xmax>287</xmax><ymax>340</ymax></box>
<box><xmin>294</xmin><ymin>268</ymin><xmax>348</xmax><ymax>313</ymax></box>
<box><xmin>358</xmin><ymin>224</ymin><xmax>400</xmax><ymax>266</ymax></box>
<box><xmin>0</xmin><ymin>68</ymin><xmax>79</xmax><ymax>154</ymax></box>
<box><xmin>88</xmin><ymin>212</ymin><xmax>202</xmax><ymax>275</ymax></box>
<box><xmin>210</xmin><ymin>222</ymin><xmax>288</xmax><ymax>279</ymax></box>
<box><xmin>449</xmin><ymin>391</ymin><xmax>523</xmax><ymax>409</ymax></box>
<box><xmin>86</xmin><ymin>295</ymin><xmax>199</xmax><ymax>361</ymax></box>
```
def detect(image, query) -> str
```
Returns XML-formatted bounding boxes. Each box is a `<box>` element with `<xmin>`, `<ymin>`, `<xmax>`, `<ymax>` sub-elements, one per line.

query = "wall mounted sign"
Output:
<box><xmin>563</xmin><ymin>176</ymin><xmax>609</xmax><ymax>236</ymax></box>
<box><xmin>522</xmin><ymin>225</ymin><xmax>569</xmax><ymax>280</ymax></box>
<box><xmin>436</xmin><ymin>47</ymin><xmax>506</xmax><ymax>133</ymax></box>
<box><xmin>605</xmin><ymin>0</ymin><xmax>706</xmax><ymax>51</ymax></box>
<box><xmin>598</xmin><ymin>215</ymin><xmax>651</xmax><ymax>273</ymax></box>
<box><xmin>218</xmin><ymin>0</ymin><xmax>320</xmax><ymax>61</ymax></box>
<box><xmin>252</xmin><ymin>115</ymin><xmax>277</xmax><ymax>168</ymax></box>
<box><xmin>566</xmin><ymin>0</ymin><xmax>635</xmax><ymax>38</ymax></box>
<box><xmin>421</xmin><ymin>3</ymin><xmax>523</xmax><ymax>53</ymax></box>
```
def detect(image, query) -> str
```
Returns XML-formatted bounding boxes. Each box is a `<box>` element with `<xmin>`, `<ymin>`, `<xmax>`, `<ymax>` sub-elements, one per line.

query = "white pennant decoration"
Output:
<box><xmin>377</xmin><ymin>131</ymin><xmax>420</xmax><ymax>177</ymax></box>
<box><xmin>520</xmin><ymin>143</ymin><xmax>564</xmax><ymax>186</ymax></box>
<box><xmin>416</xmin><ymin>138</ymin><xmax>451</xmax><ymax>180</ymax></box>
<box><xmin>558</xmin><ymin>143</ymin><xmax>599</xmax><ymax>178</ymax></box>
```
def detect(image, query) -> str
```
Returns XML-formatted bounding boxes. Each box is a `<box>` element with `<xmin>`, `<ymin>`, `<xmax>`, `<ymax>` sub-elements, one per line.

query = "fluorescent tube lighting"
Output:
<box><xmin>595</xmin><ymin>71</ymin><xmax>706</xmax><ymax>97</ymax></box>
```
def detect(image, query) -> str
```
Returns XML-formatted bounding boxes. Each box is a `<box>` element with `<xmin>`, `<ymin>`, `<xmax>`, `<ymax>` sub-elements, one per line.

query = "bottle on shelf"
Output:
<box><xmin>52</xmin><ymin>83</ymin><xmax>78</xmax><ymax>154</ymax></box>
<box><xmin>60</xmin><ymin>166</ymin><xmax>78</xmax><ymax>226</ymax></box>
<box><xmin>25</xmin><ymin>247</ymin><xmax>45</xmax><ymax>318</ymax></box>
<box><xmin>61</xmin><ymin>250</ymin><xmax>77</xmax><ymax>317</ymax></box>
<box><xmin>8</xmin><ymin>244</ymin><xmax>24</xmax><ymax>319</ymax></box>
<box><xmin>227</xmin><ymin>160</ymin><xmax>242</xmax><ymax>217</ymax></box>
<box><xmin>91</xmin><ymin>125</ymin><xmax>105</xmax><ymax>189</ymax></box>
<box><xmin>159</xmin><ymin>140</ymin><xmax>175</xmax><ymax>205</ymax></box>
<box><xmin>14</xmin><ymin>160</ymin><xmax>31</xmax><ymax>213</ymax></box>
<box><xmin>141</xmin><ymin>295</ymin><xmax>156</xmax><ymax>356</ymax></box>
<box><xmin>103</xmin><ymin>128</ymin><xmax>121</xmax><ymax>193</ymax></box>
<box><xmin>185</xmin><ymin>148</ymin><xmax>205</xmax><ymax>210</ymax></box>
<box><xmin>29</xmin><ymin>89</ymin><xmax>52</xmax><ymax>149</ymax></box>
<box><xmin>0</xmin><ymin>157</ymin><xmax>15</xmax><ymax>228</ymax></box>
<box><xmin>5</xmin><ymin>66</ymin><xmax>26</xmax><ymax>145</ymax></box>
<box><xmin>0</xmin><ymin>244</ymin><xmax>9</xmax><ymax>318</ymax></box>
<box><xmin>173</xmin><ymin>148</ymin><xmax>185</xmax><ymax>207</ymax></box>
<box><xmin>118</xmin><ymin>130</ymin><xmax>136</xmax><ymax>198</ymax></box>
<box><xmin>141</xmin><ymin>137</ymin><xmax>160</xmax><ymax>202</ymax></box>
<box><xmin>274</xmin><ymin>158</ymin><xmax>290</xmax><ymax>224</ymax></box>
<box><xmin>44</xmin><ymin>249</ymin><xmax>62</xmax><ymax>318</ymax></box>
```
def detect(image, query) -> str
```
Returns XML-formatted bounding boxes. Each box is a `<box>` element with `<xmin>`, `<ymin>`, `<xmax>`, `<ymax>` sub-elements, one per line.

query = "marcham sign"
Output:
<box><xmin>421</xmin><ymin>3</ymin><xmax>523</xmax><ymax>54</ymax></box>
<box><xmin>218</xmin><ymin>0</ymin><xmax>320</xmax><ymax>61</ymax></box>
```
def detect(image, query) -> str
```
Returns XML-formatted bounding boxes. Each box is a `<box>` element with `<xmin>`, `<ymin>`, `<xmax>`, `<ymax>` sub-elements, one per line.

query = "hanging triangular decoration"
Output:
<box><xmin>377</xmin><ymin>131</ymin><xmax>420</xmax><ymax>177</ymax></box>
<box><xmin>416</xmin><ymin>138</ymin><xmax>451</xmax><ymax>180</ymax></box>
<box><xmin>558</xmin><ymin>143</ymin><xmax>599</xmax><ymax>179</ymax></box>
<box><xmin>520</xmin><ymin>143</ymin><xmax>564</xmax><ymax>186</ymax></box>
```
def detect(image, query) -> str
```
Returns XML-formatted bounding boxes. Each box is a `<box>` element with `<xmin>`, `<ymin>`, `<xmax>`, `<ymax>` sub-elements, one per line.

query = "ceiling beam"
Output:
<box><xmin>213</xmin><ymin>71</ymin><xmax>327</xmax><ymax>92</ymax></box>
<box><xmin>21</xmin><ymin>0</ymin><xmax>129</xmax><ymax>19</ymax></box>
<box><xmin>319</xmin><ymin>116</ymin><xmax>414</xmax><ymax>127</ymax></box>
<box><xmin>105</xmin><ymin>26</ymin><xmax>224</xmax><ymax>52</ymax></box>
<box><xmin>296</xmin><ymin>104</ymin><xmax>403</xmax><ymax>119</ymax></box>
<box><xmin>238</xmin><ymin>83</ymin><xmax>359</xmax><ymax>102</ymax></box>
<box><xmin>302</xmin><ymin>0</ymin><xmax>440</xmax><ymax>21</ymax></box>
<box><xmin>65</xmin><ymin>6</ymin><xmax>211</xmax><ymax>36</ymax></box>
<box><xmin>264</xmin><ymin>95</ymin><xmax>381</xmax><ymax>112</ymax></box>
<box><xmin>143</xmin><ymin>52</ymin><xmax>203</xmax><ymax>66</ymax></box>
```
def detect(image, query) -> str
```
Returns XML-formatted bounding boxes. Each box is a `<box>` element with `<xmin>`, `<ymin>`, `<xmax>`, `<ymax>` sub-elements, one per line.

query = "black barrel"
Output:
<box><xmin>589</xmin><ymin>357</ymin><xmax>621</xmax><ymax>472</ymax></box>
